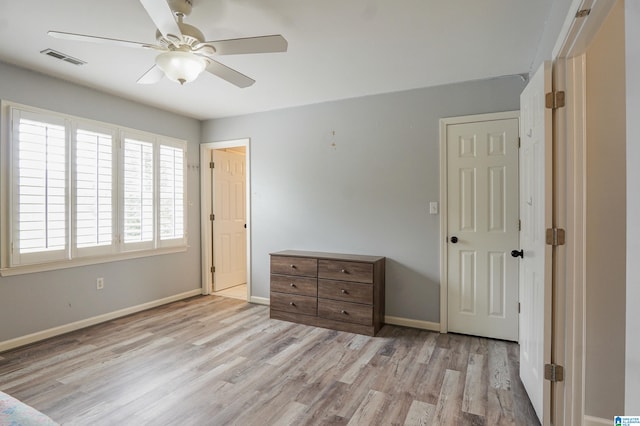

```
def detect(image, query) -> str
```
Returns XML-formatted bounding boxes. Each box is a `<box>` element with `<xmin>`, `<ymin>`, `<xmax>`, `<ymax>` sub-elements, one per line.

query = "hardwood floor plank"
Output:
<box><xmin>487</xmin><ymin>388</ymin><xmax>517</xmax><ymax>425</ymax></box>
<box><xmin>0</xmin><ymin>296</ymin><xmax>539</xmax><ymax>425</ymax></box>
<box><xmin>462</xmin><ymin>353</ymin><xmax>487</xmax><ymax>416</ymax></box>
<box><xmin>338</xmin><ymin>338</ymin><xmax>386</xmax><ymax>384</ymax></box>
<box><xmin>415</xmin><ymin>330</ymin><xmax>438</xmax><ymax>364</ymax></box>
<box><xmin>414</xmin><ymin>346</ymin><xmax>451</xmax><ymax>405</ymax></box>
<box><xmin>346</xmin><ymin>389</ymin><xmax>388</xmax><ymax>426</ymax></box>
<box><xmin>489</xmin><ymin>340</ymin><xmax>512</xmax><ymax>390</ymax></box>
<box><xmin>404</xmin><ymin>400</ymin><xmax>436</xmax><ymax>425</ymax></box>
<box><xmin>431</xmin><ymin>369</ymin><xmax>463</xmax><ymax>425</ymax></box>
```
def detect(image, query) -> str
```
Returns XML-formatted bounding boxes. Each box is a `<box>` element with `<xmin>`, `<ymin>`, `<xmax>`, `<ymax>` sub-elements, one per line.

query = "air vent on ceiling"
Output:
<box><xmin>40</xmin><ymin>49</ymin><xmax>86</xmax><ymax>66</ymax></box>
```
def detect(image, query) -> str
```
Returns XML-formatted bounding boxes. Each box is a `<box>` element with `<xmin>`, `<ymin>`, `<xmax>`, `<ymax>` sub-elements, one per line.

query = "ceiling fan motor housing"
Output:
<box><xmin>156</xmin><ymin>21</ymin><xmax>204</xmax><ymax>47</ymax></box>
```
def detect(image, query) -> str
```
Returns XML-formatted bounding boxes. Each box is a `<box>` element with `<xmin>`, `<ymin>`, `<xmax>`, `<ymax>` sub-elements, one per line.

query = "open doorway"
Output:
<box><xmin>200</xmin><ymin>139</ymin><xmax>251</xmax><ymax>301</ymax></box>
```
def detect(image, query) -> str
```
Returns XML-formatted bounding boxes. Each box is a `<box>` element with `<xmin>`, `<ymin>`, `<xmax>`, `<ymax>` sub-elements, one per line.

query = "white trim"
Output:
<box><xmin>384</xmin><ymin>316</ymin><xmax>440</xmax><ymax>332</ymax></box>
<box><xmin>438</xmin><ymin>111</ymin><xmax>520</xmax><ymax>334</ymax></box>
<box><xmin>550</xmin><ymin>1</ymin><xmax>616</xmax><ymax>423</ymax></box>
<box><xmin>0</xmin><ymin>245</ymin><xmax>187</xmax><ymax>277</ymax></box>
<box><xmin>583</xmin><ymin>415</ymin><xmax>612</xmax><ymax>426</ymax></box>
<box><xmin>0</xmin><ymin>289</ymin><xmax>201</xmax><ymax>352</ymax></box>
<box><xmin>200</xmin><ymin>139</ymin><xmax>251</xmax><ymax>301</ymax></box>
<box><xmin>249</xmin><ymin>296</ymin><xmax>270</xmax><ymax>306</ymax></box>
<box><xmin>553</xmin><ymin>0</ymin><xmax>618</xmax><ymax>59</ymax></box>
<box><xmin>557</xmin><ymin>53</ymin><xmax>588</xmax><ymax>426</ymax></box>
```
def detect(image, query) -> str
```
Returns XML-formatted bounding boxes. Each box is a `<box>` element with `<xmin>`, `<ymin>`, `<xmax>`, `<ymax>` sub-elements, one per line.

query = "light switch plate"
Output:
<box><xmin>429</xmin><ymin>202</ymin><xmax>438</xmax><ymax>215</ymax></box>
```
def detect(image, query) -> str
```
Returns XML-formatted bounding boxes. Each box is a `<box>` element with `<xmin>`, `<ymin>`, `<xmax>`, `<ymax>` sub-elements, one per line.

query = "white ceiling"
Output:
<box><xmin>0</xmin><ymin>0</ymin><xmax>554</xmax><ymax>120</ymax></box>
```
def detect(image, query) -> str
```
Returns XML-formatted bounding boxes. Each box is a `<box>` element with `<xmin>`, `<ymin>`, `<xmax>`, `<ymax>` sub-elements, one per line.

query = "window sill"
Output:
<box><xmin>0</xmin><ymin>246</ymin><xmax>188</xmax><ymax>277</ymax></box>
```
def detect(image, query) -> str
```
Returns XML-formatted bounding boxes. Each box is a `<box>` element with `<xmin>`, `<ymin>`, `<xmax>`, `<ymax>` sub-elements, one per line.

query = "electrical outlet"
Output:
<box><xmin>96</xmin><ymin>277</ymin><xmax>104</xmax><ymax>290</ymax></box>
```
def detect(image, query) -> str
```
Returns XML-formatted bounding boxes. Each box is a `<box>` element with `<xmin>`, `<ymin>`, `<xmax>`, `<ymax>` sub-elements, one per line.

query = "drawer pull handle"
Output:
<box><xmin>290</xmin><ymin>302</ymin><xmax>296</xmax><ymax>306</ymax></box>
<box><xmin>341</xmin><ymin>310</ymin><xmax>348</xmax><ymax>315</ymax></box>
<box><xmin>290</xmin><ymin>283</ymin><xmax>296</xmax><ymax>287</ymax></box>
<box><xmin>290</xmin><ymin>264</ymin><xmax>296</xmax><ymax>269</ymax></box>
<box><xmin>341</xmin><ymin>289</ymin><xmax>347</xmax><ymax>294</ymax></box>
<box><xmin>341</xmin><ymin>269</ymin><xmax>347</xmax><ymax>273</ymax></box>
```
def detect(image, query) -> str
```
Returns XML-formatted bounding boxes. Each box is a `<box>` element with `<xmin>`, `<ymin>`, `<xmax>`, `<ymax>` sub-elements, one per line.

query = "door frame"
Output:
<box><xmin>550</xmin><ymin>0</ymin><xmax>616</xmax><ymax>424</ymax></box>
<box><xmin>200</xmin><ymin>138</ymin><xmax>251</xmax><ymax>301</ymax></box>
<box><xmin>439</xmin><ymin>110</ymin><xmax>520</xmax><ymax>333</ymax></box>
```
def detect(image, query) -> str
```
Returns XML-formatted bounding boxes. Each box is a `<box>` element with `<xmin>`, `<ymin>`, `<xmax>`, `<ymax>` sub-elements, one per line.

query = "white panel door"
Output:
<box><xmin>447</xmin><ymin>117</ymin><xmax>520</xmax><ymax>341</ymax></box>
<box><xmin>518</xmin><ymin>61</ymin><xmax>553</xmax><ymax>424</ymax></box>
<box><xmin>212</xmin><ymin>150</ymin><xmax>247</xmax><ymax>291</ymax></box>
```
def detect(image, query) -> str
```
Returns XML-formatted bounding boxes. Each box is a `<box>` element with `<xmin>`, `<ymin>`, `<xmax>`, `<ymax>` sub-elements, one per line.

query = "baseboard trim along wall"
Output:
<box><xmin>584</xmin><ymin>415</ymin><xmax>613</xmax><ymax>426</ymax></box>
<box><xmin>384</xmin><ymin>316</ymin><xmax>441</xmax><ymax>332</ymax></box>
<box><xmin>0</xmin><ymin>289</ymin><xmax>202</xmax><ymax>353</ymax></box>
<box><xmin>249</xmin><ymin>296</ymin><xmax>270</xmax><ymax>306</ymax></box>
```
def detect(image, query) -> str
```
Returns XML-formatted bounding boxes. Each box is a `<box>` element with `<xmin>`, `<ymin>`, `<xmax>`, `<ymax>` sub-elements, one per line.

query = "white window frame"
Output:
<box><xmin>0</xmin><ymin>101</ymin><xmax>188</xmax><ymax>276</ymax></box>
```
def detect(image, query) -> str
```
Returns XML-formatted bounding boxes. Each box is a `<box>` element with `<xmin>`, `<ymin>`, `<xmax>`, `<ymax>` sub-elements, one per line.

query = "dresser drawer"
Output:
<box><xmin>318</xmin><ymin>299</ymin><xmax>373</xmax><ymax>326</ymax></box>
<box><xmin>271</xmin><ymin>292</ymin><xmax>317</xmax><ymax>316</ymax></box>
<box><xmin>318</xmin><ymin>259</ymin><xmax>373</xmax><ymax>283</ymax></box>
<box><xmin>271</xmin><ymin>275</ymin><xmax>317</xmax><ymax>297</ymax></box>
<box><xmin>318</xmin><ymin>279</ymin><xmax>372</xmax><ymax>304</ymax></box>
<box><xmin>271</xmin><ymin>256</ymin><xmax>318</xmax><ymax>277</ymax></box>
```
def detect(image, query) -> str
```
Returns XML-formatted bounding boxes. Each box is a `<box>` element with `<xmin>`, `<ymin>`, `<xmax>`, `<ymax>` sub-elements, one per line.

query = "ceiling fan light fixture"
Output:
<box><xmin>155</xmin><ymin>50</ymin><xmax>206</xmax><ymax>85</ymax></box>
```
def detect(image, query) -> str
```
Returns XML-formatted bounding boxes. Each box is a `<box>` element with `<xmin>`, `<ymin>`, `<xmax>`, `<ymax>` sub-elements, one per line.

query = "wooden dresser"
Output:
<box><xmin>269</xmin><ymin>250</ymin><xmax>385</xmax><ymax>336</ymax></box>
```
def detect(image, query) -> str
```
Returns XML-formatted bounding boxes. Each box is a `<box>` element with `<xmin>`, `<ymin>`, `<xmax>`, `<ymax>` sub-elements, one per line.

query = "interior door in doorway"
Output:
<box><xmin>212</xmin><ymin>149</ymin><xmax>247</xmax><ymax>291</ymax></box>
<box><xmin>518</xmin><ymin>61</ymin><xmax>553</xmax><ymax>424</ymax></box>
<box><xmin>447</xmin><ymin>117</ymin><xmax>520</xmax><ymax>341</ymax></box>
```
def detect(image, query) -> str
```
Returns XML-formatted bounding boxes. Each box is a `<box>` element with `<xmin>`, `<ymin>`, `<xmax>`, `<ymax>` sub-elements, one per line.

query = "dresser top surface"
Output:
<box><xmin>270</xmin><ymin>250</ymin><xmax>385</xmax><ymax>263</ymax></box>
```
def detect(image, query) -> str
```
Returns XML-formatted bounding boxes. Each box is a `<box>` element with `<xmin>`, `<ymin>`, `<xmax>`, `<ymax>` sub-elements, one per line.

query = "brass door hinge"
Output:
<box><xmin>210</xmin><ymin>161</ymin><xmax>215</xmax><ymax>169</ymax></box>
<box><xmin>546</xmin><ymin>228</ymin><xmax>566</xmax><ymax>246</ymax></box>
<box><xmin>544</xmin><ymin>363</ymin><xmax>564</xmax><ymax>382</ymax></box>
<box><xmin>545</xmin><ymin>91</ymin><xmax>565</xmax><ymax>109</ymax></box>
<box><xmin>210</xmin><ymin>214</ymin><xmax>215</xmax><ymax>221</ymax></box>
<box><xmin>211</xmin><ymin>266</ymin><xmax>215</xmax><ymax>273</ymax></box>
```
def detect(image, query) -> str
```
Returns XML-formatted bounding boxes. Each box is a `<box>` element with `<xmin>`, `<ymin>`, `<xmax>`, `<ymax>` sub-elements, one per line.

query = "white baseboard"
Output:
<box><xmin>249</xmin><ymin>296</ymin><xmax>269</xmax><ymax>306</ymax></box>
<box><xmin>384</xmin><ymin>315</ymin><xmax>440</xmax><ymax>332</ymax></box>
<box><xmin>584</xmin><ymin>415</ymin><xmax>612</xmax><ymax>426</ymax></box>
<box><xmin>0</xmin><ymin>289</ymin><xmax>202</xmax><ymax>353</ymax></box>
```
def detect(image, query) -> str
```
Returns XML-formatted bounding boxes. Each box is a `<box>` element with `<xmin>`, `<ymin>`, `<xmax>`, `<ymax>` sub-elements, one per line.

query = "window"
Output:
<box><xmin>122</xmin><ymin>136</ymin><xmax>154</xmax><ymax>248</ymax></box>
<box><xmin>159</xmin><ymin>143</ymin><xmax>185</xmax><ymax>243</ymax></box>
<box><xmin>73</xmin><ymin>125</ymin><xmax>115</xmax><ymax>257</ymax></box>
<box><xmin>2</xmin><ymin>103</ymin><xmax>187</xmax><ymax>272</ymax></box>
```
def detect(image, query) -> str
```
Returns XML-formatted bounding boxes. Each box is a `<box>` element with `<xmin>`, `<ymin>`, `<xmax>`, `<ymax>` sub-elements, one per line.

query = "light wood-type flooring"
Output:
<box><xmin>0</xmin><ymin>296</ymin><xmax>540</xmax><ymax>425</ymax></box>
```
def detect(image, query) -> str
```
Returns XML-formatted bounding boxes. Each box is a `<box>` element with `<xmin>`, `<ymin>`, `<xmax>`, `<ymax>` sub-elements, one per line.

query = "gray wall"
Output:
<box><xmin>0</xmin><ymin>61</ymin><xmax>202</xmax><ymax>343</ymax></box>
<box><xmin>626</xmin><ymin>0</ymin><xmax>640</xmax><ymax>415</ymax></box>
<box><xmin>585</xmin><ymin>0</ymin><xmax>626</xmax><ymax>418</ymax></box>
<box><xmin>202</xmin><ymin>77</ymin><xmax>525</xmax><ymax>323</ymax></box>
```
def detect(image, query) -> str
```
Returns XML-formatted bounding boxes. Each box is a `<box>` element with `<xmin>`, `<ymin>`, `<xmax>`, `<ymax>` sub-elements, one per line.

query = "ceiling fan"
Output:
<box><xmin>48</xmin><ymin>0</ymin><xmax>288</xmax><ymax>87</ymax></box>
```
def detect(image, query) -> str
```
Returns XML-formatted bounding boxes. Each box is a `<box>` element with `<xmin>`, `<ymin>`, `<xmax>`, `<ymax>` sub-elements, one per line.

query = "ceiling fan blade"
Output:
<box><xmin>206</xmin><ymin>60</ymin><xmax>255</xmax><ymax>88</ymax></box>
<box><xmin>48</xmin><ymin>31</ymin><xmax>157</xmax><ymax>49</ymax></box>
<box><xmin>203</xmin><ymin>35</ymin><xmax>288</xmax><ymax>55</ymax></box>
<box><xmin>137</xmin><ymin>65</ymin><xmax>165</xmax><ymax>84</ymax></box>
<box><xmin>139</xmin><ymin>0</ymin><xmax>183</xmax><ymax>41</ymax></box>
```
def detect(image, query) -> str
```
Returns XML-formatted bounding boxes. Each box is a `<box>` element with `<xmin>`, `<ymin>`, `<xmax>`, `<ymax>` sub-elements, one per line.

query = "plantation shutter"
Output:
<box><xmin>11</xmin><ymin>110</ymin><xmax>68</xmax><ymax>265</ymax></box>
<box><xmin>122</xmin><ymin>136</ymin><xmax>154</xmax><ymax>249</ymax></box>
<box><xmin>158</xmin><ymin>143</ymin><xmax>185</xmax><ymax>245</ymax></box>
<box><xmin>74</xmin><ymin>126</ymin><xmax>115</xmax><ymax>255</ymax></box>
